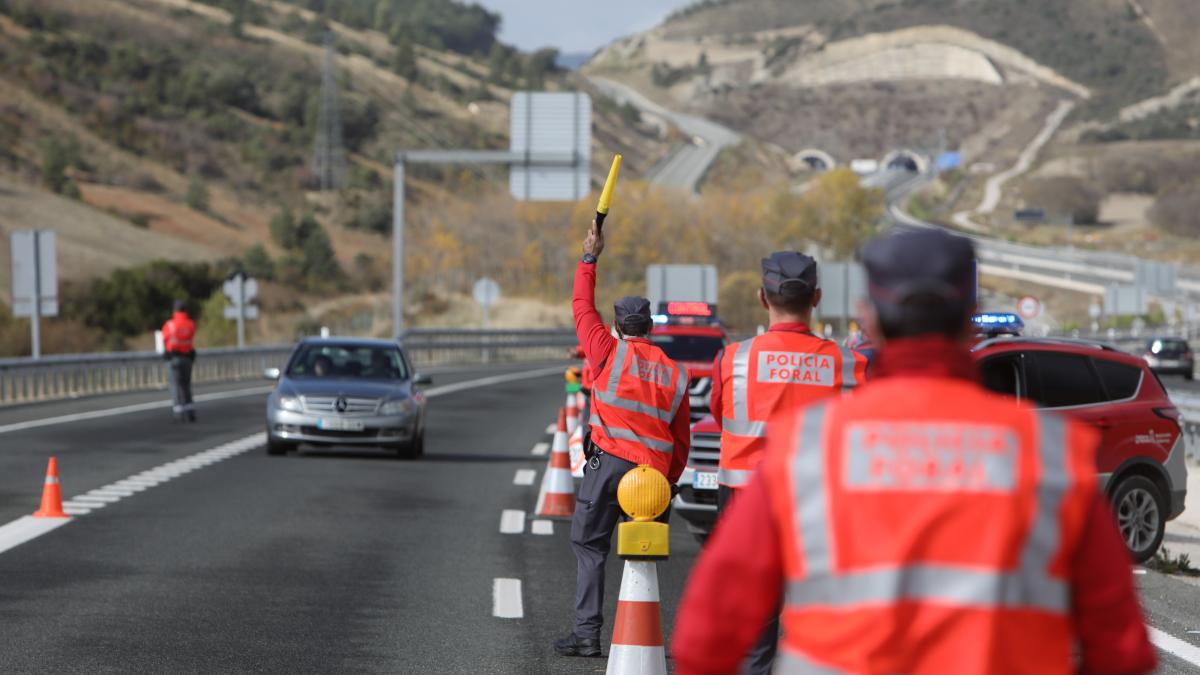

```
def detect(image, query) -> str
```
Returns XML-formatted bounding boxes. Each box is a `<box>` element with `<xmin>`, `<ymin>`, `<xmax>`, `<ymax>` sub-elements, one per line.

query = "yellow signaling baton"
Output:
<box><xmin>595</xmin><ymin>154</ymin><xmax>622</xmax><ymax>233</ymax></box>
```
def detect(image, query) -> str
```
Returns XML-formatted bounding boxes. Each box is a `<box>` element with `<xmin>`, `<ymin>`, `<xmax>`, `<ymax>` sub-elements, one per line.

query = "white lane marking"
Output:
<box><xmin>0</xmin><ymin>516</ymin><xmax>70</xmax><ymax>555</ymax></box>
<box><xmin>531</xmin><ymin>442</ymin><xmax>549</xmax><ymax>456</ymax></box>
<box><xmin>545</xmin><ymin>424</ymin><xmax>556</xmax><ymax>434</ymax></box>
<box><xmin>500</xmin><ymin>509</ymin><xmax>526</xmax><ymax>534</ymax></box>
<box><xmin>1150</xmin><ymin>627</ymin><xmax>1200</xmax><ymax>667</ymax></box>
<box><xmin>1133</xmin><ymin>568</ymin><xmax>1147</xmax><ymax>575</ymax></box>
<box><xmin>513</xmin><ymin>470</ymin><xmax>536</xmax><ymax>486</ymax></box>
<box><xmin>0</xmin><ymin>386</ymin><xmax>275</xmax><ymax>435</ymax></box>
<box><xmin>423</xmin><ymin>366</ymin><xmax>565</xmax><ymax>399</ymax></box>
<box><xmin>531</xmin><ymin>520</ymin><xmax>553</xmax><ymax>536</ymax></box>
<box><xmin>0</xmin><ymin>432</ymin><xmax>264</xmax><ymax>557</ymax></box>
<box><xmin>492</xmin><ymin>578</ymin><xmax>524</xmax><ymax>619</ymax></box>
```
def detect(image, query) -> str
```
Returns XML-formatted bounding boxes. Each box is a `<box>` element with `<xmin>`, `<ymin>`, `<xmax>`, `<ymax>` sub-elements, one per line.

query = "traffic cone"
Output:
<box><xmin>606</xmin><ymin>560</ymin><xmax>666</xmax><ymax>675</ymax></box>
<box><xmin>565</xmin><ymin>393</ymin><xmax>580</xmax><ymax>434</ymax></box>
<box><xmin>568</xmin><ymin>424</ymin><xmax>586</xmax><ymax>478</ymax></box>
<box><xmin>32</xmin><ymin>457</ymin><xmax>69</xmax><ymax>519</ymax></box>
<box><xmin>535</xmin><ymin>408</ymin><xmax>575</xmax><ymax>518</ymax></box>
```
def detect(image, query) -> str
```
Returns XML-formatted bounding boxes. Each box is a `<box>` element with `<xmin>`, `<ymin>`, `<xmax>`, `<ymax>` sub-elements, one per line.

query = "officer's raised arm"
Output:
<box><xmin>572</xmin><ymin>219</ymin><xmax>614</xmax><ymax>372</ymax></box>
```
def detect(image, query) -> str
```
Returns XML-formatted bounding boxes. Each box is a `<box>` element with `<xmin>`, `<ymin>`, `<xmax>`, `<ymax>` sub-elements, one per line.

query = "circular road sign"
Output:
<box><xmin>473</xmin><ymin>277</ymin><xmax>501</xmax><ymax>307</ymax></box>
<box><xmin>1017</xmin><ymin>295</ymin><xmax>1042</xmax><ymax>320</ymax></box>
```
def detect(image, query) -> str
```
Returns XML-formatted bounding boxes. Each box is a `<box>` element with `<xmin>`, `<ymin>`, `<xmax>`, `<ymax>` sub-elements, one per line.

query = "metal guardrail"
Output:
<box><xmin>0</xmin><ymin>329</ymin><xmax>578</xmax><ymax>406</ymax></box>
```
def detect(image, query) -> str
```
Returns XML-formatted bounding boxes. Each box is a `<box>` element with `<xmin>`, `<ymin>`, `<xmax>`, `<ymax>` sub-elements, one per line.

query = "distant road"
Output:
<box><xmin>588</xmin><ymin>76</ymin><xmax>741</xmax><ymax>194</ymax></box>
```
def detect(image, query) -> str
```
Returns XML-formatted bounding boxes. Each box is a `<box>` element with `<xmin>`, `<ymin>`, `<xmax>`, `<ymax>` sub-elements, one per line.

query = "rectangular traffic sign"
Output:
<box><xmin>10</xmin><ymin>230</ymin><xmax>58</xmax><ymax>317</ymax></box>
<box><xmin>509</xmin><ymin>92</ymin><xmax>591</xmax><ymax>201</ymax></box>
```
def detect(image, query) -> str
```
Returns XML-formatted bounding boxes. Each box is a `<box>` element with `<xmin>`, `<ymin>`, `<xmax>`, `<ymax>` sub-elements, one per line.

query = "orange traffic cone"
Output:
<box><xmin>568</xmin><ymin>424</ymin><xmax>586</xmax><ymax>478</ymax></box>
<box><xmin>565</xmin><ymin>393</ymin><xmax>579</xmax><ymax>434</ymax></box>
<box><xmin>32</xmin><ymin>457</ymin><xmax>69</xmax><ymax>519</ymax></box>
<box><xmin>607</xmin><ymin>560</ymin><xmax>667</xmax><ymax>674</ymax></box>
<box><xmin>535</xmin><ymin>408</ymin><xmax>576</xmax><ymax>518</ymax></box>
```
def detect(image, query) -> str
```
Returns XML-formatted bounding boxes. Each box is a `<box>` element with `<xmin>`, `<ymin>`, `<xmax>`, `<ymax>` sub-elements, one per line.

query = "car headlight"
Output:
<box><xmin>380</xmin><ymin>398</ymin><xmax>415</xmax><ymax>415</ymax></box>
<box><xmin>277</xmin><ymin>395</ymin><xmax>302</xmax><ymax>412</ymax></box>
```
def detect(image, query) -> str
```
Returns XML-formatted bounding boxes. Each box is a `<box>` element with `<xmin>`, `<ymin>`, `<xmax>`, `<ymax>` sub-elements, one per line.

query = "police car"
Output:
<box><xmin>650</xmin><ymin>302</ymin><xmax>729</xmax><ymax>422</ymax></box>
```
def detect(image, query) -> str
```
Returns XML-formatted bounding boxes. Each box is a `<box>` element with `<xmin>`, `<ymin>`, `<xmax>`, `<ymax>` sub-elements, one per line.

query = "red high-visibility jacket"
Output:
<box><xmin>162</xmin><ymin>311</ymin><xmax>195</xmax><ymax>355</ymax></box>
<box><xmin>717</xmin><ymin>330</ymin><xmax>865</xmax><ymax>487</ymax></box>
<box><xmin>590</xmin><ymin>338</ymin><xmax>688</xmax><ymax>478</ymax></box>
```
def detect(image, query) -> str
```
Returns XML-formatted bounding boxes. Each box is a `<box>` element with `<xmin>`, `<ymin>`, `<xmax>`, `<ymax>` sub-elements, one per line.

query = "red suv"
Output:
<box><xmin>675</xmin><ymin>336</ymin><xmax>1188</xmax><ymax>563</ymax></box>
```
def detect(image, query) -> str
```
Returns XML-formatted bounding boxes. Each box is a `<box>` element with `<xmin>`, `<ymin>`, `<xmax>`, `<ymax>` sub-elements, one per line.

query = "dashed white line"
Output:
<box><xmin>531</xmin><ymin>520</ymin><xmax>553</xmax><ymax>536</ymax></box>
<box><xmin>492</xmin><ymin>578</ymin><xmax>524</xmax><ymax>619</ymax></box>
<box><xmin>513</xmin><ymin>469</ymin><xmax>537</xmax><ymax>486</ymax></box>
<box><xmin>545</xmin><ymin>424</ymin><xmax>556</xmax><ymax>434</ymax></box>
<box><xmin>1150</xmin><ymin>627</ymin><xmax>1200</xmax><ymax>667</ymax></box>
<box><xmin>0</xmin><ymin>517</ymin><xmax>71</xmax><ymax>556</ymax></box>
<box><xmin>500</xmin><ymin>509</ymin><xmax>526</xmax><ymax>534</ymax></box>
<box><xmin>531</xmin><ymin>442</ymin><xmax>549</xmax><ymax>456</ymax></box>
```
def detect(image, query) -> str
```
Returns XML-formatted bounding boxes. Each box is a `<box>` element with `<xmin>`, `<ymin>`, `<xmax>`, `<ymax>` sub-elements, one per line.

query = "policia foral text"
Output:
<box><xmin>554</xmin><ymin>219</ymin><xmax>692</xmax><ymax>658</ymax></box>
<box><xmin>673</xmin><ymin>229</ymin><xmax>1156</xmax><ymax>675</ymax></box>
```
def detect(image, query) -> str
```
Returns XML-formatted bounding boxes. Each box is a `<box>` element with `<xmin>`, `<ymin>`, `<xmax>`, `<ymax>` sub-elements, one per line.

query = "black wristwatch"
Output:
<box><xmin>581</xmin><ymin>253</ymin><xmax>597</xmax><ymax>265</ymax></box>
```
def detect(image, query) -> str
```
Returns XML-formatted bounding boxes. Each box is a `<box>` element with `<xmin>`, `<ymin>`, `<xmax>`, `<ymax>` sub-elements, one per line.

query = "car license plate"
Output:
<box><xmin>693</xmin><ymin>471</ymin><xmax>718</xmax><ymax>490</ymax></box>
<box><xmin>318</xmin><ymin>417</ymin><xmax>365</xmax><ymax>431</ymax></box>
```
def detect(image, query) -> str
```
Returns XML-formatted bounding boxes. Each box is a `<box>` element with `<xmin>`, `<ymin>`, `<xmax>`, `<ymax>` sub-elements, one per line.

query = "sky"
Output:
<box><xmin>472</xmin><ymin>0</ymin><xmax>698</xmax><ymax>54</ymax></box>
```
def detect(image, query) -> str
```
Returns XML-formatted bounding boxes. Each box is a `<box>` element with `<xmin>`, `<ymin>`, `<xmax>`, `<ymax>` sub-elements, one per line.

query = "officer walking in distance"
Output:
<box><xmin>707</xmin><ymin>251</ymin><xmax>867</xmax><ymax>674</ymax></box>
<box><xmin>672</xmin><ymin>229</ymin><xmax>1155</xmax><ymax>674</ymax></box>
<box><xmin>555</xmin><ymin>219</ymin><xmax>692</xmax><ymax>658</ymax></box>
<box><xmin>162</xmin><ymin>299</ymin><xmax>197</xmax><ymax>423</ymax></box>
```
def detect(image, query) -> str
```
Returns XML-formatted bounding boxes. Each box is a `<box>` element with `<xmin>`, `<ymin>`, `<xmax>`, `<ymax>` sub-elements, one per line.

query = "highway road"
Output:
<box><xmin>1</xmin><ymin>363</ymin><xmax>1200</xmax><ymax>673</ymax></box>
<box><xmin>588</xmin><ymin>76</ymin><xmax>740</xmax><ymax>194</ymax></box>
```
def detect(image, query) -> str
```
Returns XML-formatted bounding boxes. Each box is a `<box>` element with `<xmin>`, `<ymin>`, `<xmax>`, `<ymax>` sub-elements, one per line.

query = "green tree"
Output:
<box><xmin>242</xmin><ymin>244</ymin><xmax>275</xmax><ymax>280</ymax></box>
<box><xmin>297</xmin><ymin>213</ymin><xmax>342</xmax><ymax>280</ymax></box>
<box><xmin>185</xmin><ymin>176</ymin><xmax>210</xmax><ymax>212</ymax></box>
<box><xmin>795</xmin><ymin>168</ymin><xmax>885</xmax><ymax>259</ymax></box>
<box><xmin>270</xmin><ymin>207</ymin><xmax>298</xmax><ymax>249</ymax></box>
<box><xmin>392</xmin><ymin>39</ymin><xmax>418</xmax><ymax>82</ymax></box>
<box><xmin>39</xmin><ymin>137</ymin><xmax>78</xmax><ymax>194</ymax></box>
<box><xmin>195</xmin><ymin>287</ymin><xmax>237</xmax><ymax>347</ymax></box>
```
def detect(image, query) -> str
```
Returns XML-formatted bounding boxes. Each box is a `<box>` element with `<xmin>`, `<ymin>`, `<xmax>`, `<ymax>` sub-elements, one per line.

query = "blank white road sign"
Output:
<box><xmin>509</xmin><ymin>92</ymin><xmax>591</xmax><ymax>202</ymax></box>
<box><xmin>10</xmin><ymin>230</ymin><xmax>58</xmax><ymax>317</ymax></box>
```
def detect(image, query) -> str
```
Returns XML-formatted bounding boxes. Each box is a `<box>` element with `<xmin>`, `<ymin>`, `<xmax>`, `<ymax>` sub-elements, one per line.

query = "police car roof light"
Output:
<box><xmin>972</xmin><ymin>312</ymin><xmax>1024</xmax><ymax>336</ymax></box>
<box><xmin>651</xmin><ymin>314</ymin><xmax>669</xmax><ymax>325</ymax></box>
<box><xmin>666</xmin><ymin>301</ymin><xmax>712</xmax><ymax>317</ymax></box>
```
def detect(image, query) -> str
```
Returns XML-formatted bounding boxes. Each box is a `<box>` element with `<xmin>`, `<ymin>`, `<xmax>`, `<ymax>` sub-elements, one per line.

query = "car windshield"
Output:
<box><xmin>651</xmin><ymin>334</ymin><xmax>724</xmax><ymax>362</ymax></box>
<box><xmin>1148</xmin><ymin>338</ymin><xmax>1189</xmax><ymax>356</ymax></box>
<box><xmin>286</xmin><ymin>344</ymin><xmax>408</xmax><ymax>380</ymax></box>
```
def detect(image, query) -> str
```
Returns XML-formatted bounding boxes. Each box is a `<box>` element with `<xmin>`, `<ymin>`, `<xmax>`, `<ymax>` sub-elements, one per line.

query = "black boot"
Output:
<box><xmin>553</xmin><ymin>633</ymin><xmax>601</xmax><ymax>657</ymax></box>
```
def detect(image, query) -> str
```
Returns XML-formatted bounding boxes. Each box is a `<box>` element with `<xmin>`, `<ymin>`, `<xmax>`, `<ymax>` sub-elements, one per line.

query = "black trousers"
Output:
<box><xmin>570</xmin><ymin>446</ymin><xmax>670</xmax><ymax>640</ymax></box>
<box><xmin>718</xmin><ymin>485</ymin><xmax>780</xmax><ymax>675</ymax></box>
<box><xmin>167</xmin><ymin>355</ymin><xmax>194</xmax><ymax>418</ymax></box>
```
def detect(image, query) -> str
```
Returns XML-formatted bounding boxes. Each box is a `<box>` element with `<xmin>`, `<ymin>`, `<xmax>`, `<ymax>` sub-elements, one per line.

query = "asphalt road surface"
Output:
<box><xmin>1</xmin><ymin>364</ymin><xmax>1199</xmax><ymax>673</ymax></box>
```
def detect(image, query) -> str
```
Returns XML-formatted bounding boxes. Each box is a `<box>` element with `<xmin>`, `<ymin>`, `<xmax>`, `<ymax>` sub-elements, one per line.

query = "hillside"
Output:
<box><xmin>0</xmin><ymin>0</ymin><xmax>674</xmax><ymax>351</ymax></box>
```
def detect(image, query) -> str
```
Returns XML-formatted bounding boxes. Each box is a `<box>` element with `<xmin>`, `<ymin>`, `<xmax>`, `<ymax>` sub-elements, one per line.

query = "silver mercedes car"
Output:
<box><xmin>265</xmin><ymin>337</ymin><xmax>430</xmax><ymax>458</ymax></box>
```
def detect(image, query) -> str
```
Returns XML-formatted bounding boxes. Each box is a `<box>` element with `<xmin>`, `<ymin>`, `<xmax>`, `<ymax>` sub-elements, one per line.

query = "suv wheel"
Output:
<box><xmin>1112</xmin><ymin>475</ymin><xmax>1165</xmax><ymax>563</ymax></box>
<box><xmin>267</xmin><ymin>437</ymin><xmax>295</xmax><ymax>456</ymax></box>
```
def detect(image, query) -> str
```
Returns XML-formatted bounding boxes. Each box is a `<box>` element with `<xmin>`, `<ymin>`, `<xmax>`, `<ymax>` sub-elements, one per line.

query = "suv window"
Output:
<box><xmin>979</xmin><ymin>354</ymin><xmax>1022</xmax><ymax>399</ymax></box>
<box><xmin>1094</xmin><ymin>358</ymin><xmax>1142</xmax><ymax>400</ymax></box>
<box><xmin>1029</xmin><ymin>353</ymin><xmax>1105</xmax><ymax>408</ymax></box>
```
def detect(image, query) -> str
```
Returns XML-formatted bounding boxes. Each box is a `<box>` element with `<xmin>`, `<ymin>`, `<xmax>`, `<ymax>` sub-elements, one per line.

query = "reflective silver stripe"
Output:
<box><xmin>606</xmin><ymin>339</ymin><xmax>627</xmax><ymax>393</ymax></box>
<box><xmin>669</xmin><ymin>366</ymin><xmax>688</xmax><ymax>418</ymax></box>
<box><xmin>774</xmin><ymin>649</ymin><xmax>845</xmax><ymax>675</ymax></box>
<box><xmin>785</xmin><ymin>565</ymin><xmax>1066</xmax><ymax>612</ymax></box>
<box><xmin>838</xmin><ymin>347</ymin><xmax>859</xmax><ymax>391</ymax></box>
<box><xmin>722</xmin><ymin>418</ymin><xmax>767</xmax><ymax>438</ymax></box>
<box><xmin>717</xmin><ymin>467</ymin><xmax>753</xmax><ymax>487</ymax></box>
<box><xmin>588</xmin><ymin>414</ymin><xmax>674</xmax><ymax>453</ymax></box>
<box><xmin>730</xmin><ymin>339</ymin><xmax>753</xmax><ymax>422</ymax></box>
<box><xmin>785</xmin><ymin>408</ymin><xmax>1072</xmax><ymax>615</ymax></box>
<box><xmin>594</xmin><ymin>389</ymin><xmax>674</xmax><ymax>421</ymax></box>
<box><xmin>793</xmin><ymin>403</ymin><xmax>834</xmax><ymax>574</ymax></box>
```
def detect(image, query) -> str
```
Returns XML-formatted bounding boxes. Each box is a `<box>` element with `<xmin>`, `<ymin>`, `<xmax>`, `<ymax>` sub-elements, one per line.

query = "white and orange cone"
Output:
<box><xmin>568</xmin><ymin>424</ymin><xmax>586</xmax><ymax>478</ymax></box>
<box><xmin>565</xmin><ymin>394</ymin><xmax>580</xmax><ymax>434</ymax></box>
<box><xmin>32</xmin><ymin>457</ymin><xmax>69</xmax><ymax>519</ymax></box>
<box><xmin>535</xmin><ymin>408</ymin><xmax>576</xmax><ymax>518</ymax></box>
<box><xmin>606</xmin><ymin>561</ymin><xmax>667</xmax><ymax>675</ymax></box>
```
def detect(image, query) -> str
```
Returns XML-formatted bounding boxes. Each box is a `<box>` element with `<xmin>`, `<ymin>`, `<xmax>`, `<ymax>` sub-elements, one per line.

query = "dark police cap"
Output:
<box><xmin>860</xmin><ymin>229</ymin><xmax>975</xmax><ymax>311</ymax></box>
<box><xmin>761</xmin><ymin>251</ymin><xmax>817</xmax><ymax>295</ymax></box>
<box><xmin>613</xmin><ymin>295</ymin><xmax>652</xmax><ymax>332</ymax></box>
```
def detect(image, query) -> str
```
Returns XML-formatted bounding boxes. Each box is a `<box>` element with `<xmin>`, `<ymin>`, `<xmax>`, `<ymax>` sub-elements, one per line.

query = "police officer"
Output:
<box><xmin>706</xmin><ymin>252</ymin><xmax>867</xmax><ymax>674</ymax></box>
<box><xmin>162</xmin><ymin>299</ymin><xmax>197</xmax><ymax>423</ymax></box>
<box><xmin>555</xmin><ymin>219</ymin><xmax>692</xmax><ymax>658</ymax></box>
<box><xmin>672</xmin><ymin>229</ymin><xmax>1155</xmax><ymax>674</ymax></box>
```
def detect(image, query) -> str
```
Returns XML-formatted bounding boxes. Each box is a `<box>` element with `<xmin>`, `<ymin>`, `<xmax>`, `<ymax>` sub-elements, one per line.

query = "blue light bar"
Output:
<box><xmin>972</xmin><ymin>312</ymin><xmax>1024</xmax><ymax>336</ymax></box>
<box><xmin>651</xmin><ymin>314</ymin><xmax>669</xmax><ymax>324</ymax></box>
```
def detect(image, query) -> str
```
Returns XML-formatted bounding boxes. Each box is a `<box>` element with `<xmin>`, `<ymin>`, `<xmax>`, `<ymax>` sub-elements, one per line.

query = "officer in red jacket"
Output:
<box><xmin>671</xmin><ymin>229</ymin><xmax>1155</xmax><ymax>675</ymax></box>
<box><xmin>555</xmin><ymin>219</ymin><xmax>692</xmax><ymax>659</ymax></box>
<box><xmin>162</xmin><ymin>299</ymin><xmax>197</xmax><ymax>423</ymax></box>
